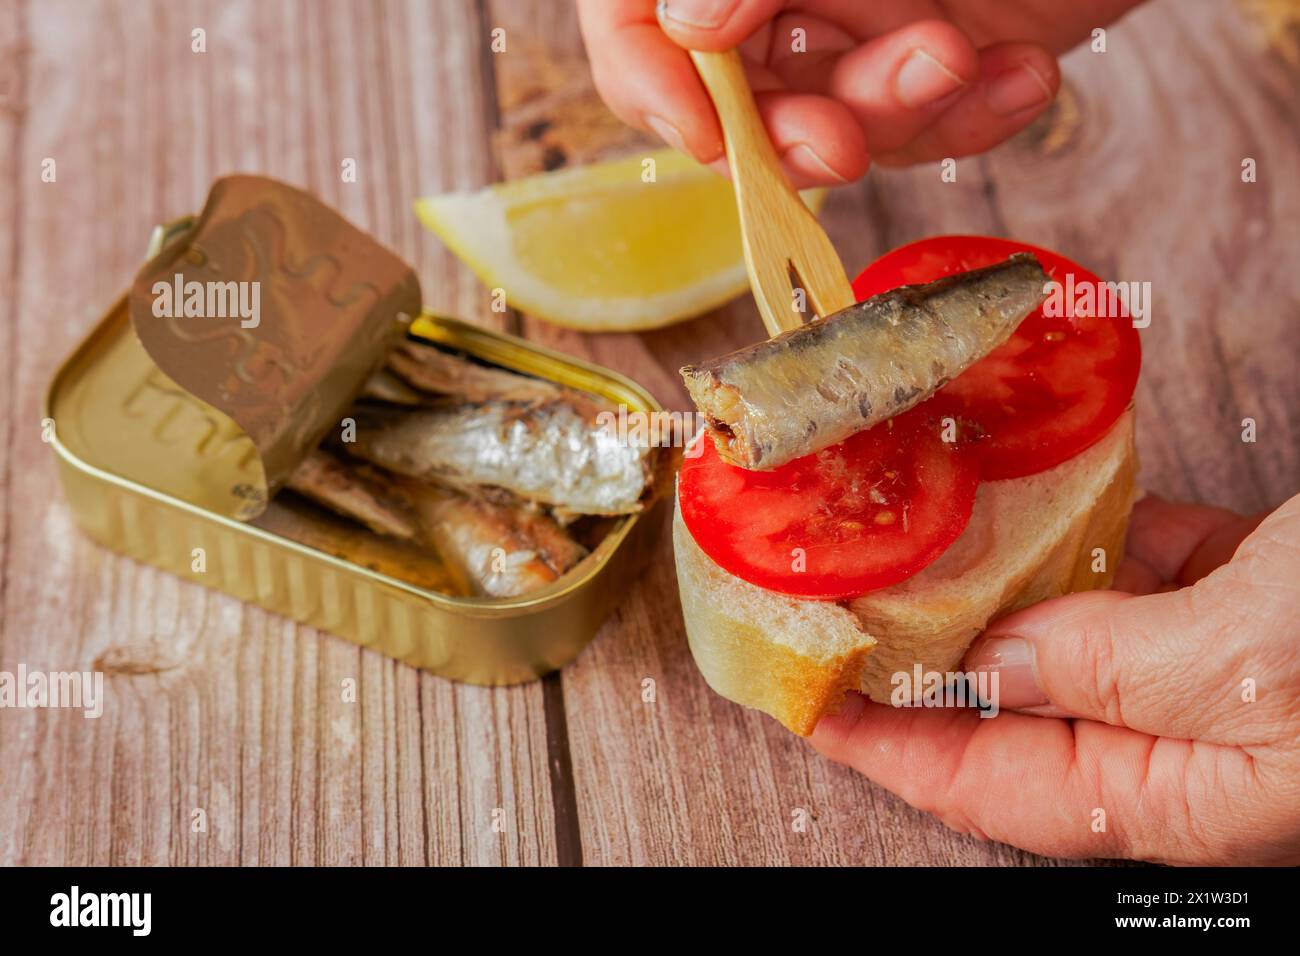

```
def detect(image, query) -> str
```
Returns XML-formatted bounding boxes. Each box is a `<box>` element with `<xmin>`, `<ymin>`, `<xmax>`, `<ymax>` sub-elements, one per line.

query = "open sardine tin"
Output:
<box><xmin>45</xmin><ymin>174</ymin><xmax>667</xmax><ymax>684</ymax></box>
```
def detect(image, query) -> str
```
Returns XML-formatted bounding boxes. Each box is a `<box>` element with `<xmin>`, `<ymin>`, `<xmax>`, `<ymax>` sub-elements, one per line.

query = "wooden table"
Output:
<box><xmin>1</xmin><ymin>0</ymin><xmax>1296</xmax><ymax>866</ymax></box>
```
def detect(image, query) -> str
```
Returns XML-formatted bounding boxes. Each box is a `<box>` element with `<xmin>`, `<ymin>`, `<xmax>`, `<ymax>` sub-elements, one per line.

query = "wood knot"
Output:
<box><xmin>92</xmin><ymin>643</ymin><xmax>182</xmax><ymax>675</ymax></box>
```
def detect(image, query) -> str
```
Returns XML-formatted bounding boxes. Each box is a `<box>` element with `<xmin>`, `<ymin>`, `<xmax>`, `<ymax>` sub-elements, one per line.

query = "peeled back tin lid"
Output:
<box><xmin>128</xmin><ymin>175</ymin><xmax>421</xmax><ymax>519</ymax></box>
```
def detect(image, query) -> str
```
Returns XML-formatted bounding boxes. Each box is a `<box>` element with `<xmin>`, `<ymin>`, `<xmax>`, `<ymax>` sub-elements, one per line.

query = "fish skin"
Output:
<box><xmin>254</xmin><ymin>498</ymin><xmax>467</xmax><ymax>596</ymax></box>
<box><xmin>680</xmin><ymin>253</ymin><xmax>1050</xmax><ymax>470</ymax></box>
<box><xmin>342</xmin><ymin>400</ymin><xmax>650</xmax><ymax>516</ymax></box>
<box><xmin>360</xmin><ymin>367</ymin><xmax>426</xmax><ymax>406</ymax></box>
<box><xmin>386</xmin><ymin>340</ymin><xmax>566</xmax><ymax>406</ymax></box>
<box><xmin>287</xmin><ymin>449</ymin><xmax>419</xmax><ymax>539</ymax></box>
<box><xmin>396</xmin><ymin>477</ymin><xmax>587</xmax><ymax>599</ymax></box>
<box><xmin>481</xmin><ymin>492</ymin><xmax>588</xmax><ymax>576</ymax></box>
<box><xmin>286</xmin><ymin>449</ymin><xmax>585</xmax><ymax>599</ymax></box>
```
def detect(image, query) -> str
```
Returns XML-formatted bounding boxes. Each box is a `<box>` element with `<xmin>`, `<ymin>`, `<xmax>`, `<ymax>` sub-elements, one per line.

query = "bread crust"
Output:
<box><xmin>674</xmin><ymin>410</ymin><xmax>1138</xmax><ymax>735</ymax></box>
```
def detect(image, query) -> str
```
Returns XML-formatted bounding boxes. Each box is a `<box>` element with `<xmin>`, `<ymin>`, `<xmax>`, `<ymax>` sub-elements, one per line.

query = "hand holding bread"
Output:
<box><xmin>811</xmin><ymin>492</ymin><xmax>1300</xmax><ymax>864</ymax></box>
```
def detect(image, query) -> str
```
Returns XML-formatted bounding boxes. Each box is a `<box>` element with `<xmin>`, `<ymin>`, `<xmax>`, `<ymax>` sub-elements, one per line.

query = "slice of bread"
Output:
<box><xmin>673</xmin><ymin>409</ymin><xmax>1138</xmax><ymax>735</ymax></box>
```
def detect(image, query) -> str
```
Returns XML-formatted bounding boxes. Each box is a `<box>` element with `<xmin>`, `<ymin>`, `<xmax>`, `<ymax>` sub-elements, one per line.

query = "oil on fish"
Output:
<box><xmin>288</xmin><ymin>344</ymin><xmax>654</xmax><ymax>597</ymax></box>
<box><xmin>286</xmin><ymin>448</ymin><xmax>586</xmax><ymax>599</ymax></box>
<box><xmin>342</xmin><ymin>399</ymin><xmax>651</xmax><ymax>518</ymax></box>
<box><xmin>397</xmin><ymin>477</ymin><xmax>587</xmax><ymax>599</ymax></box>
<box><xmin>287</xmin><ymin>448</ymin><xmax>418</xmax><ymax>540</ymax></box>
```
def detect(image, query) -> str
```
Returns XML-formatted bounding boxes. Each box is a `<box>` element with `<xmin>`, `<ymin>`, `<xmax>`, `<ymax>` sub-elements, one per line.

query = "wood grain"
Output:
<box><xmin>0</xmin><ymin>0</ymin><xmax>554</xmax><ymax>867</ymax></box>
<box><xmin>0</xmin><ymin>0</ymin><xmax>1296</xmax><ymax>867</ymax></box>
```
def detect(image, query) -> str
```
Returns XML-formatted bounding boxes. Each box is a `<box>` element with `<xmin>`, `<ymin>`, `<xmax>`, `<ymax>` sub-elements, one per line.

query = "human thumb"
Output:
<box><xmin>962</xmin><ymin>494</ymin><xmax>1299</xmax><ymax>743</ymax></box>
<box><xmin>656</xmin><ymin>0</ymin><xmax>785</xmax><ymax>52</ymax></box>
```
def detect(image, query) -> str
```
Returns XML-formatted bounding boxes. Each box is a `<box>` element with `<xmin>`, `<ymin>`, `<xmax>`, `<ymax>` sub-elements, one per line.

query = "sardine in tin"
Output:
<box><xmin>44</xmin><ymin>175</ymin><xmax>666</xmax><ymax>684</ymax></box>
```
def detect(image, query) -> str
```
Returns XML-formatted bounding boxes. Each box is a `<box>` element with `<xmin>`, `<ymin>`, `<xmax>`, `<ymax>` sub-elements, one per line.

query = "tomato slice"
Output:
<box><xmin>679</xmin><ymin>410</ymin><xmax>978</xmax><ymax>600</ymax></box>
<box><xmin>853</xmin><ymin>235</ymin><xmax>1142</xmax><ymax>479</ymax></box>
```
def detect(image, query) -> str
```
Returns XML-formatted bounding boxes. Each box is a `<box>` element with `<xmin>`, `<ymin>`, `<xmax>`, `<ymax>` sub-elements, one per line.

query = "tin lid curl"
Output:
<box><xmin>128</xmin><ymin>175</ymin><xmax>421</xmax><ymax>519</ymax></box>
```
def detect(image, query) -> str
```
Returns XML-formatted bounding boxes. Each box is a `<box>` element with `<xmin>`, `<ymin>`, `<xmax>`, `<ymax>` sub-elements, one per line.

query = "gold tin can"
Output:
<box><xmin>45</xmin><ymin>179</ymin><xmax>666</xmax><ymax>685</ymax></box>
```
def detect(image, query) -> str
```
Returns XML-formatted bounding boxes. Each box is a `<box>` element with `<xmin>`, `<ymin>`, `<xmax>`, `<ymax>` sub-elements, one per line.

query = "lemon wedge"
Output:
<box><xmin>416</xmin><ymin>149</ymin><xmax>824</xmax><ymax>331</ymax></box>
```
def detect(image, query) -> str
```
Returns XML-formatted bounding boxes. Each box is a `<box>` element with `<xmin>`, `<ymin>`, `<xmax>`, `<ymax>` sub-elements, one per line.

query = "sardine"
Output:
<box><xmin>286</xmin><ymin>449</ymin><xmax>586</xmax><ymax>599</ymax></box>
<box><xmin>342</xmin><ymin>400</ymin><xmax>650</xmax><ymax>518</ymax></box>
<box><xmin>254</xmin><ymin>498</ymin><xmax>466</xmax><ymax>596</ymax></box>
<box><xmin>287</xmin><ymin>449</ymin><xmax>418</xmax><ymax>539</ymax></box>
<box><xmin>396</xmin><ymin>478</ymin><xmax>588</xmax><ymax>599</ymax></box>
<box><xmin>680</xmin><ymin>254</ymin><xmax>1050</xmax><ymax>470</ymax></box>
<box><xmin>360</xmin><ymin>367</ymin><xmax>426</xmax><ymax>406</ymax></box>
<box><xmin>386</xmin><ymin>340</ymin><xmax>567</xmax><ymax>406</ymax></box>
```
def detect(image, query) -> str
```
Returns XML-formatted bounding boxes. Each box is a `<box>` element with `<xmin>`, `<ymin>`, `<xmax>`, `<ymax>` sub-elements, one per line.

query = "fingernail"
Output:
<box><xmin>782</xmin><ymin>143</ymin><xmax>849</xmax><ymax>183</ymax></box>
<box><xmin>645</xmin><ymin>114</ymin><xmax>689</xmax><ymax>153</ymax></box>
<box><xmin>984</xmin><ymin>63</ymin><xmax>1053</xmax><ymax>116</ymax></box>
<box><xmin>657</xmin><ymin>0</ymin><xmax>738</xmax><ymax>30</ymax></box>
<box><xmin>895</xmin><ymin>49</ymin><xmax>967</xmax><ymax>109</ymax></box>
<box><xmin>965</xmin><ymin>636</ymin><xmax>1050</xmax><ymax>710</ymax></box>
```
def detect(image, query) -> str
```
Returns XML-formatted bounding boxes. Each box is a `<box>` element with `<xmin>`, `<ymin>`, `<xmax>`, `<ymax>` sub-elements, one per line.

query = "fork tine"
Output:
<box><xmin>690</xmin><ymin>49</ymin><xmax>857</xmax><ymax>334</ymax></box>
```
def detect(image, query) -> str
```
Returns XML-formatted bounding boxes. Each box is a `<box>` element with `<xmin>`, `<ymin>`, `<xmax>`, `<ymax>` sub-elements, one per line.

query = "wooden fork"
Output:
<box><xmin>690</xmin><ymin>49</ymin><xmax>856</xmax><ymax>337</ymax></box>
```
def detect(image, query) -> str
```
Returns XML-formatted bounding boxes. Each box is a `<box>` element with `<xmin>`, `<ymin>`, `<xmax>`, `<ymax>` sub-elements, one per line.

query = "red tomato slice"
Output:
<box><xmin>679</xmin><ymin>410</ymin><xmax>978</xmax><ymax>600</ymax></box>
<box><xmin>853</xmin><ymin>235</ymin><xmax>1142</xmax><ymax>479</ymax></box>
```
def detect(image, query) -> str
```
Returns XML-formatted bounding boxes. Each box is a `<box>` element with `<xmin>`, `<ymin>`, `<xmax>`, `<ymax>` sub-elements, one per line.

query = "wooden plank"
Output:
<box><xmin>488</xmin><ymin>0</ymin><xmax>1300</xmax><ymax>864</ymax></box>
<box><xmin>0</xmin><ymin>0</ymin><xmax>555</xmax><ymax>866</ymax></box>
<box><xmin>978</xmin><ymin>0</ymin><xmax>1300</xmax><ymax>512</ymax></box>
<box><xmin>0</xmin><ymin>0</ymin><xmax>27</xmax><ymax>871</ymax></box>
<box><xmin>2</xmin><ymin>0</ymin><xmax>1294</xmax><ymax>869</ymax></box>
